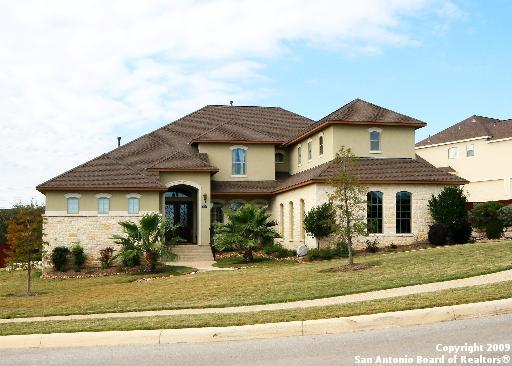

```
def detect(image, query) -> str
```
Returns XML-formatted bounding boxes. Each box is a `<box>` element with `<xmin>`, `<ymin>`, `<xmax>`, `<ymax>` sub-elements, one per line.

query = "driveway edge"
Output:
<box><xmin>1</xmin><ymin>298</ymin><xmax>511</xmax><ymax>349</ymax></box>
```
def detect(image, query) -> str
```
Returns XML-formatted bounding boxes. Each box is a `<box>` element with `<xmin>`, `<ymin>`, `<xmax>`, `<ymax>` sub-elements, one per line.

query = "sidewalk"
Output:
<box><xmin>1</xmin><ymin>298</ymin><xmax>511</xmax><ymax>349</ymax></box>
<box><xmin>2</xmin><ymin>269</ymin><xmax>511</xmax><ymax>325</ymax></box>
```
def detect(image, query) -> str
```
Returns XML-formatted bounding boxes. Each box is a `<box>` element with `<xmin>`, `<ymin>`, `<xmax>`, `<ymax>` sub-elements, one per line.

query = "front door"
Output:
<box><xmin>165</xmin><ymin>202</ymin><xmax>194</xmax><ymax>243</ymax></box>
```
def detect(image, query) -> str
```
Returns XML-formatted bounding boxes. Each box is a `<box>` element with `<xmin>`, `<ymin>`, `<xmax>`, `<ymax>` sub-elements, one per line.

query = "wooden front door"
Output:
<box><xmin>165</xmin><ymin>202</ymin><xmax>194</xmax><ymax>243</ymax></box>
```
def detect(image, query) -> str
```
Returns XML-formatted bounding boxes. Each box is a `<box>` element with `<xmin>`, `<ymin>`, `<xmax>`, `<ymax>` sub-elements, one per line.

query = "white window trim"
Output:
<box><xmin>126</xmin><ymin>193</ymin><xmax>142</xmax><ymax>199</ymax></box>
<box><xmin>230</xmin><ymin>145</ymin><xmax>248</xmax><ymax>177</ymax></box>
<box><xmin>448</xmin><ymin>147</ymin><xmax>458</xmax><ymax>159</ymax></box>
<box><xmin>318</xmin><ymin>133</ymin><xmax>324</xmax><ymax>157</ymax></box>
<box><xmin>466</xmin><ymin>144</ymin><xmax>475</xmax><ymax>157</ymax></box>
<box><xmin>95</xmin><ymin>193</ymin><xmax>112</xmax><ymax>199</ymax></box>
<box><xmin>64</xmin><ymin>193</ymin><xmax>82</xmax><ymax>199</ymax></box>
<box><xmin>307</xmin><ymin>139</ymin><xmax>312</xmax><ymax>161</ymax></box>
<box><xmin>368</xmin><ymin>127</ymin><xmax>382</xmax><ymax>154</ymax></box>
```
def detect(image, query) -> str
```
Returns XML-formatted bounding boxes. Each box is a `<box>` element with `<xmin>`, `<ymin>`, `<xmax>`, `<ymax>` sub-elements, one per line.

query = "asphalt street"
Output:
<box><xmin>2</xmin><ymin>314</ymin><xmax>511</xmax><ymax>366</ymax></box>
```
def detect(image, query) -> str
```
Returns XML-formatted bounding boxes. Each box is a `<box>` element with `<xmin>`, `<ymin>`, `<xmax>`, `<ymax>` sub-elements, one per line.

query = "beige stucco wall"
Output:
<box><xmin>159</xmin><ymin>171</ymin><xmax>211</xmax><ymax>245</ymax></box>
<box><xmin>198</xmin><ymin>143</ymin><xmax>276</xmax><ymax>181</ymax></box>
<box><xmin>290</xmin><ymin>125</ymin><xmax>416</xmax><ymax>174</ymax></box>
<box><xmin>416</xmin><ymin>138</ymin><xmax>512</xmax><ymax>202</ymax></box>
<box><xmin>45</xmin><ymin>191</ymin><xmax>160</xmax><ymax>215</ymax></box>
<box><xmin>271</xmin><ymin>183</ymin><xmax>444</xmax><ymax>250</ymax></box>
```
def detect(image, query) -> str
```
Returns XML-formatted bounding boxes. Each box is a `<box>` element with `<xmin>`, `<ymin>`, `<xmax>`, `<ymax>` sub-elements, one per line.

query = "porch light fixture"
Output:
<box><xmin>202</xmin><ymin>193</ymin><xmax>208</xmax><ymax>208</ymax></box>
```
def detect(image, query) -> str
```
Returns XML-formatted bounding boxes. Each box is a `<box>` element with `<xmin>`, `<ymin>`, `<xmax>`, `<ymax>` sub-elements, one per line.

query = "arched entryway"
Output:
<box><xmin>164</xmin><ymin>184</ymin><xmax>198</xmax><ymax>244</ymax></box>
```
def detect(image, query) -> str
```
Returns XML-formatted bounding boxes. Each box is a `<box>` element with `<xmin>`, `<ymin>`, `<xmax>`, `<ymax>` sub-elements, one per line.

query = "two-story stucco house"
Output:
<box><xmin>37</xmin><ymin>99</ymin><xmax>466</xmax><ymax>262</ymax></box>
<box><xmin>416</xmin><ymin>115</ymin><xmax>512</xmax><ymax>203</ymax></box>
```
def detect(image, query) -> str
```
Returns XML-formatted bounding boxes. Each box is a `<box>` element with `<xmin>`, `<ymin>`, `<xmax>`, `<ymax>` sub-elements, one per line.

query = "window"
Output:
<box><xmin>128</xmin><ymin>197</ymin><xmax>140</xmax><ymax>214</ymax></box>
<box><xmin>67</xmin><ymin>197</ymin><xmax>79</xmax><ymax>214</ymax></box>
<box><xmin>367</xmin><ymin>191</ymin><xmax>383</xmax><ymax>234</ymax></box>
<box><xmin>369</xmin><ymin>130</ymin><xmax>381</xmax><ymax>152</ymax></box>
<box><xmin>466</xmin><ymin>144</ymin><xmax>474</xmax><ymax>157</ymax></box>
<box><xmin>300</xmin><ymin>199</ymin><xmax>305</xmax><ymax>240</ymax></box>
<box><xmin>229</xmin><ymin>201</ymin><xmax>244</xmax><ymax>211</ymax></box>
<box><xmin>98</xmin><ymin>197</ymin><xmax>110</xmax><ymax>214</ymax></box>
<box><xmin>211</xmin><ymin>203</ymin><xmax>224</xmax><ymax>224</ymax></box>
<box><xmin>289</xmin><ymin>201</ymin><xmax>294</xmax><ymax>240</ymax></box>
<box><xmin>396</xmin><ymin>191</ymin><xmax>412</xmax><ymax>234</ymax></box>
<box><xmin>307</xmin><ymin>140</ymin><xmax>312</xmax><ymax>160</ymax></box>
<box><xmin>231</xmin><ymin>147</ymin><xmax>247</xmax><ymax>176</ymax></box>
<box><xmin>319</xmin><ymin>135</ymin><xmax>324</xmax><ymax>156</ymax></box>
<box><xmin>297</xmin><ymin>146</ymin><xmax>302</xmax><ymax>165</ymax></box>
<box><xmin>275</xmin><ymin>152</ymin><xmax>285</xmax><ymax>163</ymax></box>
<box><xmin>448</xmin><ymin>147</ymin><xmax>457</xmax><ymax>159</ymax></box>
<box><xmin>279</xmin><ymin>203</ymin><xmax>284</xmax><ymax>236</ymax></box>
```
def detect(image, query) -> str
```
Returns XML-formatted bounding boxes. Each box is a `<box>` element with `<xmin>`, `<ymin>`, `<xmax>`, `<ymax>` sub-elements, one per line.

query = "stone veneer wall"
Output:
<box><xmin>43</xmin><ymin>215</ymin><xmax>141</xmax><ymax>268</ymax></box>
<box><xmin>272</xmin><ymin>183</ymin><xmax>446</xmax><ymax>251</ymax></box>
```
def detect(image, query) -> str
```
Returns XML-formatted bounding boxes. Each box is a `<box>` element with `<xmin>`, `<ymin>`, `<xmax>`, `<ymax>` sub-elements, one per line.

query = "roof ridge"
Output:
<box><xmin>189</xmin><ymin>118</ymin><xmax>234</xmax><ymax>142</ymax></box>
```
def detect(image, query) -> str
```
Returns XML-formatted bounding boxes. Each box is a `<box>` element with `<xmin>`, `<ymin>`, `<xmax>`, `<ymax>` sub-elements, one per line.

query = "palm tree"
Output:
<box><xmin>213</xmin><ymin>204</ymin><xmax>280</xmax><ymax>263</ymax></box>
<box><xmin>113</xmin><ymin>212</ymin><xmax>179</xmax><ymax>272</ymax></box>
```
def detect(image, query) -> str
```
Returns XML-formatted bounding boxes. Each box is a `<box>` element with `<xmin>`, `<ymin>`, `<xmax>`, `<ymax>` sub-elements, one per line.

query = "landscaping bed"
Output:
<box><xmin>0</xmin><ymin>240</ymin><xmax>511</xmax><ymax>319</ymax></box>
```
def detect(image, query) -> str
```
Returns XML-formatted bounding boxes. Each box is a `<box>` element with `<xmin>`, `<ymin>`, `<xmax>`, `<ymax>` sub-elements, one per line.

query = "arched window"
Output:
<box><xmin>300</xmin><ymin>199</ymin><xmax>305</xmax><ymax>240</ymax></box>
<box><xmin>297</xmin><ymin>146</ymin><xmax>302</xmax><ymax>165</ymax></box>
<box><xmin>396</xmin><ymin>191</ymin><xmax>412</xmax><ymax>234</ymax></box>
<box><xmin>369</xmin><ymin>129</ymin><xmax>381</xmax><ymax>152</ymax></box>
<box><xmin>211</xmin><ymin>203</ymin><xmax>224</xmax><ymax>224</ymax></box>
<box><xmin>275</xmin><ymin>152</ymin><xmax>285</xmax><ymax>163</ymax></box>
<box><xmin>279</xmin><ymin>203</ymin><xmax>284</xmax><ymax>236</ymax></box>
<box><xmin>289</xmin><ymin>201</ymin><xmax>294</xmax><ymax>240</ymax></box>
<box><xmin>367</xmin><ymin>191</ymin><xmax>383</xmax><ymax>233</ymax></box>
<box><xmin>319</xmin><ymin>135</ymin><xmax>324</xmax><ymax>156</ymax></box>
<box><xmin>128</xmin><ymin>197</ymin><xmax>140</xmax><ymax>214</ymax></box>
<box><xmin>231</xmin><ymin>147</ymin><xmax>247</xmax><ymax>176</ymax></box>
<box><xmin>98</xmin><ymin>197</ymin><xmax>110</xmax><ymax>214</ymax></box>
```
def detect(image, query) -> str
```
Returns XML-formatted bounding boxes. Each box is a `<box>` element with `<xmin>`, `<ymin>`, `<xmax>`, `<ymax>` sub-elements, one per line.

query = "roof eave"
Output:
<box><xmin>36</xmin><ymin>186</ymin><xmax>168</xmax><ymax>193</ymax></box>
<box><xmin>284</xmin><ymin>120</ymin><xmax>426</xmax><ymax>146</ymax></box>
<box><xmin>147</xmin><ymin>168</ymin><xmax>220</xmax><ymax>173</ymax></box>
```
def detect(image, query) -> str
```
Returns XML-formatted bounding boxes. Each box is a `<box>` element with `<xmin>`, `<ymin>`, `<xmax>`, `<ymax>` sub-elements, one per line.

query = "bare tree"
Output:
<box><xmin>328</xmin><ymin>147</ymin><xmax>368</xmax><ymax>265</ymax></box>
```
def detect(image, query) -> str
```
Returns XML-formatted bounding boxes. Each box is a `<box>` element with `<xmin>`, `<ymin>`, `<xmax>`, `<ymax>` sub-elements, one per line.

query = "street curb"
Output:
<box><xmin>1</xmin><ymin>298</ymin><xmax>511</xmax><ymax>349</ymax></box>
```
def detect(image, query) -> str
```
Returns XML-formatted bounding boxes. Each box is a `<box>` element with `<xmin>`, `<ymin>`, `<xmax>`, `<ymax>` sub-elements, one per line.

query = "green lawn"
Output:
<box><xmin>1</xmin><ymin>280</ymin><xmax>511</xmax><ymax>336</ymax></box>
<box><xmin>0</xmin><ymin>241</ymin><xmax>511</xmax><ymax>319</ymax></box>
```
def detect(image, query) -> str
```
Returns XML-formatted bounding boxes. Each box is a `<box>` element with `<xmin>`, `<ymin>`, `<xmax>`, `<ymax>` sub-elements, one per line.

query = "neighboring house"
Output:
<box><xmin>416</xmin><ymin>115</ymin><xmax>512</xmax><ymax>203</ymax></box>
<box><xmin>37</xmin><ymin>99</ymin><xmax>465</xmax><ymax>262</ymax></box>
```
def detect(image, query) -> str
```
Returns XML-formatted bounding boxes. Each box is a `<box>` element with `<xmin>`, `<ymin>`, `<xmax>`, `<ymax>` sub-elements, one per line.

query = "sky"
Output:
<box><xmin>0</xmin><ymin>0</ymin><xmax>511</xmax><ymax>208</ymax></box>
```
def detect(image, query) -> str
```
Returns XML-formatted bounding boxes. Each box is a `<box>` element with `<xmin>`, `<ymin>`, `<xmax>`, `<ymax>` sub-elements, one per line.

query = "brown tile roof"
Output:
<box><xmin>210</xmin><ymin>157</ymin><xmax>467</xmax><ymax>195</ymax></box>
<box><xmin>37</xmin><ymin>105</ymin><xmax>312</xmax><ymax>191</ymax></box>
<box><xmin>416</xmin><ymin>115</ymin><xmax>512</xmax><ymax>147</ymax></box>
<box><xmin>285</xmin><ymin>99</ymin><xmax>426</xmax><ymax>146</ymax></box>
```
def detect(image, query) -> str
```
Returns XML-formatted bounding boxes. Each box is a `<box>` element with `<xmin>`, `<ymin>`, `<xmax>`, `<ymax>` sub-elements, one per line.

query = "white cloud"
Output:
<box><xmin>0</xmin><ymin>0</ymin><xmax>460</xmax><ymax>207</ymax></box>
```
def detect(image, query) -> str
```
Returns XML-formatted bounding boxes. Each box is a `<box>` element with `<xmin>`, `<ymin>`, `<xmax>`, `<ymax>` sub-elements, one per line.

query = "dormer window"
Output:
<box><xmin>369</xmin><ymin>128</ymin><xmax>381</xmax><ymax>152</ymax></box>
<box><xmin>275</xmin><ymin>152</ymin><xmax>285</xmax><ymax>163</ymax></box>
<box><xmin>231</xmin><ymin>146</ymin><xmax>247</xmax><ymax>176</ymax></box>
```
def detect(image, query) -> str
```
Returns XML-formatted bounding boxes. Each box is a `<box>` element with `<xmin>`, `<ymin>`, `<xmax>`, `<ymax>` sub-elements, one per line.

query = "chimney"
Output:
<box><xmin>230</xmin><ymin>101</ymin><xmax>233</xmax><ymax>106</ymax></box>
<box><xmin>117</xmin><ymin>137</ymin><xmax>121</xmax><ymax>147</ymax></box>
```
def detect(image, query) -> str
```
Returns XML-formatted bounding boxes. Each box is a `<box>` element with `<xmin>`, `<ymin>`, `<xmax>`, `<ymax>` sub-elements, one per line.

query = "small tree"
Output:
<box><xmin>328</xmin><ymin>147</ymin><xmax>368</xmax><ymax>266</ymax></box>
<box><xmin>428</xmin><ymin>186</ymin><xmax>471</xmax><ymax>244</ymax></box>
<box><xmin>5</xmin><ymin>204</ymin><xmax>44</xmax><ymax>295</ymax></box>
<box><xmin>303</xmin><ymin>203</ymin><xmax>335</xmax><ymax>250</ymax></box>
<box><xmin>113</xmin><ymin>212</ymin><xmax>179</xmax><ymax>272</ymax></box>
<box><xmin>213</xmin><ymin>204</ymin><xmax>280</xmax><ymax>263</ymax></box>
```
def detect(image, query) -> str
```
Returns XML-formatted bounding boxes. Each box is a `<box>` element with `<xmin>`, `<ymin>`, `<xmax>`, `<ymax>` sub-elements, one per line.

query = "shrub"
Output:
<box><xmin>485</xmin><ymin>220</ymin><xmax>504</xmax><ymax>239</ymax></box>
<box><xmin>120</xmin><ymin>248</ymin><xmax>141</xmax><ymax>267</ymax></box>
<box><xmin>99</xmin><ymin>247</ymin><xmax>115</xmax><ymax>269</ymax></box>
<box><xmin>389</xmin><ymin>243</ymin><xmax>398</xmax><ymax>250</ymax></box>
<box><xmin>498</xmin><ymin>205</ymin><xmax>512</xmax><ymax>228</ymax></box>
<box><xmin>428</xmin><ymin>223</ymin><xmax>450</xmax><ymax>245</ymax></box>
<box><xmin>263</xmin><ymin>242</ymin><xmax>294</xmax><ymax>258</ymax></box>
<box><xmin>336</xmin><ymin>241</ymin><xmax>349</xmax><ymax>258</ymax></box>
<box><xmin>365</xmin><ymin>238</ymin><xmax>379</xmax><ymax>253</ymax></box>
<box><xmin>71</xmin><ymin>244</ymin><xmax>87</xmax><ymax>272</ymax></box>
<box><xmin>428</xmin><ymin>187</ymin><xmax>471</xmax><ymax>244</ymax></box>
<box><xmin>470</xmin><ymin>201</ymin><xmax>503</xmax><ymax>230</ymax></box>
<box><xmin>450</xmin><ymin>221</ymin><xmax>473</xmax><ymax>244</ymax></box>
<box><xmin>306</xmin><ymin>247</ymin><xmax>338</xmax><ymax>260</ymax></box>
<box><xmin>303</xmin><ymin>203</ymin><xmax>335</xmax><ymax>249</ymax></box>
<box><xmin>51</xmin><ymin>246</ymin><xmax>71</xmax><ymax>272</ymax></box>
